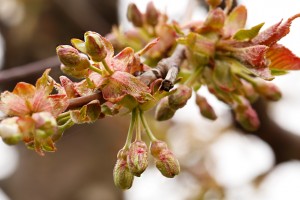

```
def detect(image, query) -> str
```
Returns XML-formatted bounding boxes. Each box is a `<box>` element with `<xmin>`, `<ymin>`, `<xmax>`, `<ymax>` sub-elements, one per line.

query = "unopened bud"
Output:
<box><xmin>205</xmin><ymin>0</ymin><xmax>222</xmax><ymax>8</ymax></box>
<box><xmin>32</xmin><ymin>112</ymin><xmax>57</xmax><ymax>136</ymax></box>
<box><xmin>196</xmin><ymin>94</ymin><xmax>217</xmax><ymax>120</ymax></box>
<box><xmin>57</xmin><ymin>45</ymin><xmax>80</xmax><ymax>67</ymax></box>
<box><xmin>155</xmin><ymin>97</ymin><xmax>175</xmax><ymax>121</ymax></box>
<box><xmin>254</xmin><ymin>79</ymin><xmax>282</xmax><ymax>101</ymax></box>
<box><xmin>127</xmin><ymin>3</ymin><xmax>143</xmax><ymax>27</ymax></box>
<box><xmin>113</xmin><ymin>150</ymin><xmax>134</xmax><ymax>190</ymax></box>
<box><xmin>168</xmin><ymin>85</ymin><xmax>192</xmax><ymax>110</ymax></box>
<box><xmin>155</xmin><ymin>149</ymin><xmax>180</xmax><ymax>178</ymax></box>
<box><xmin>241</xmin><ymin>79</ymin><xmax>259</xmax><ymax>103</ymax></box>
<box><xmin>84</xmin><ymin>31</ymin><xmax>107</xmax><ymax>62</ymax></box>
<box><xmin>60</xmin><ymin>65</ymin><xmax>88</xmax><ymax>79</ymax></box>
<box><xmin>0</xmin><ymin>117</ymin><xmax>22</xmax><ymax>145</ymax></box>
<box><xmin>145</xmin><ymin>2</ymin><xmax>159</xmax><ymax>26</ymax></box>
<box><xmin>150</xmin><ymin>140</ymin><xmax>180</xmax><ymax>178</ymax></box>
<box><xmin>56</xmin><ymin>45</ymin><xmax>90</xmax><ymax>70</ymax></box>
<box><xmin>234</xmin><ymin>98</ymin><xmax>260</xmax><ymax>131</ymax></box>
<box><xmin>203</xmin><ymin>8</ymin><xmax>225</xmax><ymax>31</ymax></box>
<box><xmin>150</xmin><ymin>140</ymin><xmax>168</xmax><ymax>158</ymax></box>
<box><xmin>127</xmin><ymin>140</ymin><xmax>148</xmax><ymax>177</ymax></box>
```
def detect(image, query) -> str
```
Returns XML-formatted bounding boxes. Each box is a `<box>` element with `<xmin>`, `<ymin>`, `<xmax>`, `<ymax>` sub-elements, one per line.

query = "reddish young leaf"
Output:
<box><xmin>100</xmin><ymin>71</ymin><xmax>152</xmax><ymax>104</ymax></box>
<box><xmin>253</xmin><ymin>14</ymin><xmax>300</xmax><ymax>46</ymax></box>
<box><xmin>231</xmin><ymin>45</ymin><xmax>268</xmax><ymax>67</ymax></box>
<box><xmin>266</xmin><ymin>44</ymin><xmax>300</xmax><ymax>70</ymax></box>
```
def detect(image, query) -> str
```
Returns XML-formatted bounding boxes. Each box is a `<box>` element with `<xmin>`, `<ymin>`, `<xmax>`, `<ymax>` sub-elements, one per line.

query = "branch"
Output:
<box><xmin>67</xmin><ymin>92</ymin><xmax>105</xmax><ymax>110</ymax></box>
<box><xmin>0</xmin><ymin>56</ymin><xmax>60</xmax><ymax>83</ymax></box>
<box><xmin>138</xmin><ymin>45</ymin><xmax>186</xmax><ymax>91</ymax></box>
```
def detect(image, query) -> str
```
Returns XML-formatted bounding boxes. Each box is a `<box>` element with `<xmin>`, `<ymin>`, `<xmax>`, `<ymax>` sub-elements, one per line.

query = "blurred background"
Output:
<box><xmin>0</xmin><ymin>0</ymin><xmax>300</xmax><ymax>199</ymax></box>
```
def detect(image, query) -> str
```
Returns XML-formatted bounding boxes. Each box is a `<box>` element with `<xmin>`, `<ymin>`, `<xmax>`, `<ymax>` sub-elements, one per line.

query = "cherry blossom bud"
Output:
<box><xmin>234</xmin><ymin>98</ymin><xmax>260</xmax><ymax>131</ymax></box>
<box><xmin>56</xmin><ymin>45</ymin><xmax>90</xmax><ymax>70</ymax></box>
<box><xmin>204</xmin><ymin>8</ymin><xmax>225</xmax><ymax>31</ymax></box>
<box><xmin>155</xmin><ymin>149</ymin><xmax>180</xmax><ymax>178</ymax></box>
<box><xmin>155</xmin><ymin>97</ymin><xmax>175</xmax><ymax>121</ymax></box>
<box><xmin>205</xmin><ymin>0</ymin><xmax>222</xmax><ymax>8</ymax></box>
<box><xmin>150</xmin><ymin>141</ymin><xmax>180</xmax><ymax>178</ymax></box>
<box><xmin>32</xmin><ymin>112</ymin><xmax>57</xmax><ymax>136</ymax></box>
<box><xmin>127</xmin><ymin>3</ymin><xmax>143</xmax><ymax>27</ymax></box>
<box><xmin>168</xmin><ymin>85</ymin><xmax>192</xmax><ymax>110</ymax></box>
<box><xmin>254</xmin><ymin>79</ymin><xmax>282</xmax><ymax>101</ymax></box>
<box><xmin>145</xmin><ymin>2</ymin><xmax>159</xmax><ymax>27</ymax></box>
<box><xmin>84</xmin><ymin>31</ymin><xmax>107</xmax><ymax>62</ymax></box>
<box><xmin>150</xmin><ymin>140</ymin><xmax>168</xmax><ymax>158</ymax></box>
<box><xmin>196</xmin><ymin>94</ymin><xmax>217</xmax><ymax>120</ymax></box>
<box><xmin>113</xmin><ymin>149</ymin><xmax>134</xmax><ymax>190</ymax></box>
<box><xmin>127</xmin><ymin>140</ymin><xmax>148</xmax><ymax>177</ymax></box>
<box><xmin>0</xmin><ymin>117</ymin><xmax>22</xmax><ymax>145</ymax></box>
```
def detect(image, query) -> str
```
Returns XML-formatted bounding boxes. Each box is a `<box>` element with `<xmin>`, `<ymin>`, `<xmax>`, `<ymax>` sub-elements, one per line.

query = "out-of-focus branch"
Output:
<box><xmin>0</xmin><ymin>56</ymin><xmax>60</xmax><ymax>84</ymax></box>
<box><xmin>246</xmin><ymin>99</ymin><xmax>300</xmax><ymax>164</ymax></box>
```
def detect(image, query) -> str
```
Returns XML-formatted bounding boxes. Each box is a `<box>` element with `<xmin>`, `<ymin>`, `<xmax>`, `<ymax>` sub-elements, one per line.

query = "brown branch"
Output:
<box><xmin>244</xmin><ymin>99</ymin><xmax>300</xmax><ymax>164</ymax></box>
<box><xmin>138</xmin><ymin>45</ymin><xmax>186</xmax><ymax>91</ymax></box>
<box><xmin>67</xmin><ymin>92</ymin><xmax>105</xmax><ymax>110</ymax></box>
<box><xmin>0</xmin><ymin>56</ymin><xmax>60</xmax><ymax>84</ymax></box>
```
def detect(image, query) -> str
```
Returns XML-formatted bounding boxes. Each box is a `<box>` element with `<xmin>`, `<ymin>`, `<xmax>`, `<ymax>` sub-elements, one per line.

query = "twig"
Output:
<box><xmin>138</xmin><ymin>45</ymin><xmax>186</xmax><ymax>91</ymax></box>
<box><xmin>67</xmin><ymin>92</ymin><xmax>104</xmax><ymax>110</ymax></box>
<box><xmin>0</xmin><ymin>56</ymin><xmax>60</xmax><ymax>83</ymax></box>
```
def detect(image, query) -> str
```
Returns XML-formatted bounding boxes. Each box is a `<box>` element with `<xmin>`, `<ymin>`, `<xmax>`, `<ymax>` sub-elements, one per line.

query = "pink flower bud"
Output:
<box><xmin>150</xmin><ymin>140</ymin><xmax>168</xmax><ymax>158</ymax></box>
<box><xmin>0</xmin><ymin>117</ymin><xmax>22</xmax><ymax>145</ymax></box>
<box><xmin>254</xmin><ymin>79</ymin><xmax>282</xmax><ymax>101</ymax></box>
<box><xmin>155</xmin><ymin>149</ymin><xmax>180</xmax><ymax>178</ymax></box>
<box><xmin>203</xmin><ymin>8</ymin><xmax>225</xmax><ymax>31</ymax></box>
<box><xmin>113</xmin><ymin>150</ymin><xmax>134</xmax><ymax>190</ymax></box>
<box><xmin>56</xmin><ymin>45</ymin><xmax>90</xmax><ymax>71</ymax></box>
<box><xmin>150</xmin><ymin>140</ymin><xmax>180</xmax><ymax>178</ymax></box>
<box><xmin>155</xmin><ymin>97</ymin><xmax>175</xmax><ymax>121</ymax></box>
<box><xmin>84</xmin><ymin>31</ymin><xmax>107</xmax><ymax>62</ymax></box>
<box><xmin>127</xmin><ymin>3</ymin><xmax>143</xmax><ymax>27</ymax></box>
<box><xmin>56</xmin><ymin>45</ymin><xmax>81</xmax><ymax>67</ymax></box>
<box><xmin>168</xmin><ymin>85</ymin><xmax>192</xmax><ymax>110</ymax></box>
<box><xmin>195</xmin><ymin>94</ymin><xmax>217</xmax><ymax>120</ymax></box>
<box><xmin>234</xmin><ymin>98</ymin><xmax>260</xmax><ymax>131</ymax></box>
<box><xmin>205</xmin><ymin>0</ymin><xmax>222</xmax><ymax>8</ymax></box>
<box><xmin>127</xmin><ymin>140</ymin><xmax>148</xmax><ymax>177</ymax></box>
<box><xmin>145</xmin><ymin>2</ymin><xmax>159</xmax><ymax>27</ymax></box>
<box><xmin>32</xmin><ymin>112</ymin><xmax>57</xmax><ymax>136</ymax></box>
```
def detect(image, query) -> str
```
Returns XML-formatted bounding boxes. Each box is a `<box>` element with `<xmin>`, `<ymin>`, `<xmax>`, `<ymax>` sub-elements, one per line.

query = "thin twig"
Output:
<box><xmin>138</xmin><ymin>45</ymin><xmax>186</xmax><ymax>91</ymax></box>
<box><xmin>67</xmin><ymin>92</ymin><xmax>104</xmax><ymax>110</ymax></box>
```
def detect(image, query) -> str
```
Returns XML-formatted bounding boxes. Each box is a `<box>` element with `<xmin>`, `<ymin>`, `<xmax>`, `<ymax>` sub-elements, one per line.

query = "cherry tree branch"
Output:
<box><xmin>67</xmin><ymin>92</ymin><xmax>104</xmax><ymax>109</ymax></box>
<box><xmin>138</xmin><ymin>45</ymin><xmax>186</xmax><ymax>91</ymax></box>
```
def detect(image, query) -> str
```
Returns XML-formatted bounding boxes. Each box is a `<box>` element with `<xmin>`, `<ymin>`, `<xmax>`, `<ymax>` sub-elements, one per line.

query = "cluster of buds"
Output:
<box><xmin>113</xmin><ymin>139</ymin><xmax>179</xmax><ymax>189</ymax></box>
<box><xmin>107</xmin><ymin>2</ymin><xmax>177</xmax><ymax>61</ymax></box>
<box><xmin>174</xmin><ymin>0</ymin><xmax>300</xmax><ymax>131</ymax></box>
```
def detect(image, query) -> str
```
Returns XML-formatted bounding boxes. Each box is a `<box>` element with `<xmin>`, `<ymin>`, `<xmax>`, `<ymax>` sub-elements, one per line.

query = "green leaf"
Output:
<box><xmin>271</xmin><ymin>69</ymin><xmax>288</xmax><ymax>76</ymax></box>
<box><xmin>71</xmin><ymin>38</ymin><xmax>86</xmax><ymax>53</ymax></box>
<box><xmin>233</xmin><ymin>23</ymin><xmax>264</xmax><ymax>41</ymax></box>
<box><xmin>224</xmin><ymin>5</ymin><xmax>247</xmax><ymax>37</ymax></box>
